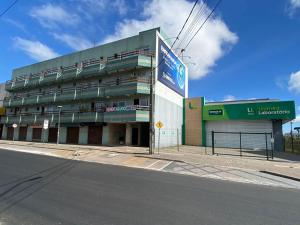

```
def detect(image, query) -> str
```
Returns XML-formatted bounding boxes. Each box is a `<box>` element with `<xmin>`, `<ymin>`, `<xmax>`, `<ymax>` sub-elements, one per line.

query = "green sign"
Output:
<box><xmin>208</xmin><ymin>109</ymin><xmax>223</xmax><ymax>115</ymax></box>
<box><xmin>203</xmin><ymin>101</ymin><xmax>295</xmax><ymax>121</ymax></box>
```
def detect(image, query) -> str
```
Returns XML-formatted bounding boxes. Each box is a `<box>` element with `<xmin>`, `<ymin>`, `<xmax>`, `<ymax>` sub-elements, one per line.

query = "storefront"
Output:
<box><xmin>183</xmin><ymin>98</ymin><xmax>295</xmax><ymax>151</ymax></box>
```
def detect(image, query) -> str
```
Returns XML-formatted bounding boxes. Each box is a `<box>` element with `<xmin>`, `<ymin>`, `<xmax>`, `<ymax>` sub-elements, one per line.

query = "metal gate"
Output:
<box><xmin>88</xmin><ymin>126</ymin><xmax>102</xmax><ymax>145</ymax></box>
<box><xmin>32</xmin><ymin>128</ymin><xmax>42</xmax><ymax>142</ymax></box>
<box><xmin>67</xmin><ymin>127</ymin><xmax>79</xmax><ymax>144</ymax></box>
<box><xmin>7</xmin><ymin>127</ymin><xmax>14</xmax><ymax>140</ymax></box>
<box><xmin>211</xmin><ymin>131</ymin><xmax>274</xmax><ymax>160</ymax></box>
<box><xmin>19</xmin><ymin>127</ymin><xmax>27</xmax><ymax>141</ymax></box>
<box><xmin>48</xmin><ymin>128</ymin><xmax>58</xmax><ymax>143</ymax></box>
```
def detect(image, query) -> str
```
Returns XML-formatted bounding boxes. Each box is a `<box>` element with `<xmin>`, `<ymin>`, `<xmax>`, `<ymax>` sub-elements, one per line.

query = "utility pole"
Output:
<box><xmin>149</xmin><ymin>55</ymin><xmax>154</xmax><ymax>154</ymax></box>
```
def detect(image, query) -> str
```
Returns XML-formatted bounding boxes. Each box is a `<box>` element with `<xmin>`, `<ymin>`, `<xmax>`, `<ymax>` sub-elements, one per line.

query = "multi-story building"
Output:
<box><xmin>0</xmin><ymin>83</ymin><xmax>7</xmax><ymax>138</ymax></box>
<box><xmin>1</xmin><ymin>28</ymin><xmax>187</xmax><ymax>147</ymax></box>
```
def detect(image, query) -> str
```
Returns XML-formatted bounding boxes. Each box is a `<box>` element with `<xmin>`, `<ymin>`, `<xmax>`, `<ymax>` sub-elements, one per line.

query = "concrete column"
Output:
<box><xmin>79</xmin><ymin>126</ymin><xmax>88</xmax><ymax>145</ymax></box>
<box><xmin>42</xmin><ymin>128</ymin><xmax>49</xmax><ymax>143</ymax></box>
<box><xmin>13</xmin><ymin>127</ymin><xmax>20</xmax><ymax>141</ymax></box>
<box><xmin>102</xmin><ymin>125</ymin><xmax>109</xmax><ymax>145</ymax></box>
<box><xmin>2</xmin><ymin>125</ymin><xmax>7</xmax><ymax>140</ymax></box>
<box><xmin>26</xmin><ymin>127</ymin><xmax>33</xmax><ymax>141</ymax></box>
<box><xmin>272</xmin><ymin>120</ymin><xmax>284</xmax><ymax>152</ymax></box>
<box><xmin>125</xmin><ymin>123</ymin><xmax>132</xmax><ymax>145</ymax></box>
<box><xmin>59</xmin><ymin>127</ymin><xmax>67</xmax><ymax>144</ymax></box>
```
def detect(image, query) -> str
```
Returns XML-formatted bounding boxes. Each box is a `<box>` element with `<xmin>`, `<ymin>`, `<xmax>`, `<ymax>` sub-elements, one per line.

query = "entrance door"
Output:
<box><xmin>7</xmin><ymin>127</ymin><xmax>14</xmax><ymax>140</ymax></box>
<box><xmin>48</xmin><ymin>128</ymin><xmax>58</xmax><ymax>143</ymax></box>
<box><xmin>67</xmin><ymin>127</ymin><xmax>79</xmax><ymax>144</ymax></box>
<box><xmin>32</xmin><ymin>128</ymin><xmax>42</xmax><ymax>142</ymax></box>
<box><xmin>131</xmin><ymin>127</ymin><xmax>138</xmax><ymax>145</ymax></box>
<box><xmin>140</xmin><ymin>123</ymin><xmax>149</xmax><ymax>147</ymax></box>
<box><xmin>88</xmin><ymin>126</ymin><xmax>102</xmax><ymax>145</ymax></box>
<box><xmin>19</xmin><ymin>127</ymin><xmax>27</xmax><ymax>141</ymax></box>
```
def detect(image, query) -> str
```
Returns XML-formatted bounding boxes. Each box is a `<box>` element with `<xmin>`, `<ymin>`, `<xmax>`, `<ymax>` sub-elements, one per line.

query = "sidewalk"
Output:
<box><xmin>0</xmin><ymin>140</ymin><xmax>300</xmax><ymax>189</ymax></box>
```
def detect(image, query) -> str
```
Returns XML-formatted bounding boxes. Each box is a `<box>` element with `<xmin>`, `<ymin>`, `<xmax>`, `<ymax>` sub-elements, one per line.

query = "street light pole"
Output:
<box><xmin>57</xmin><ymin>106</ymin><xmax>62</xmax><ymax>145</ymax></box>
<box><xmin>290</xmin><ymin>121</ymin><xmax>294</xmax><ymax>153</ymax></box>
<box><xmin>149</xmin><ymin>55</ymin><xmax>154</xmax><ymax>154</ymax></box>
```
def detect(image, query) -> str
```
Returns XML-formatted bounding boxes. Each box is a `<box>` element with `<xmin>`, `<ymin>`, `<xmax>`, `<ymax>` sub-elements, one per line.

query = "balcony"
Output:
<box><xmin>3</xmin><ymin>78</ymin><xmax>150</xmax><ymax>107</ymax></box>
<box><xmin>5</xmin><ymin>50</ymin><xmax>154</xmax><ymax>92</ymax></box>
<box><xmin>1</xmin><ymin>105</ymin><xmax>149</xmax><ymax>124</ymax></box>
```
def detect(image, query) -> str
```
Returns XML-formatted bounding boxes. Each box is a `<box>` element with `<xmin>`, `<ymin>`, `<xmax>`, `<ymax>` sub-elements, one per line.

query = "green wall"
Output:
<box><xmin>203</xmin><ymin>101</ymin><xmax>295</xmax><ymax>121</ymax></box>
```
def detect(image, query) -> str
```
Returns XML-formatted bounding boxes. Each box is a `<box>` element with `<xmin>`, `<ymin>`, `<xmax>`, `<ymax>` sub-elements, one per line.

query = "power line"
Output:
<box><xmin>170</xmin><ymin>0</ymin><xmax>199</xmax><ymax>49</ymax></box>
<box><xmin>0</xmin><ymin>0</ymin><xmax>19</xmax><ymax>18</ymax></box>
<box><xmin>183</xmin><ymin>0</ymin><xmax>222</xmax><ymax>51</ymax></box>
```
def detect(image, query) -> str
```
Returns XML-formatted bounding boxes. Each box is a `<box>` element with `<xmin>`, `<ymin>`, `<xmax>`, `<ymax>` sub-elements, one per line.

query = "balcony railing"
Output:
<box><xmin>1</xmin><ymin>105</ymin><xmax>149</xmax><ymax>124</ymax></box>
<box><xmin>3</xmin><ymin>77</ymin><xmax>150</xmax><ymax>107</ymax></box>
<box><xmin>6</xmin><ymin>49</ymin><xmax>154</xmax><ymax>91</ymax></box>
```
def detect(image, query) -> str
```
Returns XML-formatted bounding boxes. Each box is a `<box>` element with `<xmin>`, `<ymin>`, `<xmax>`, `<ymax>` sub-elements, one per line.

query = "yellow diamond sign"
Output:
<box><xmin>156</xmin><ymin>121</ymin><xmax>164</xmax><ymax>129</ymax></box>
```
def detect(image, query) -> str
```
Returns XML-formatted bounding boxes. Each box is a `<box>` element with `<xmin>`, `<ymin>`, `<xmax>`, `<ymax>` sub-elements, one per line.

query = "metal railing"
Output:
<box><xmin>6</xmin><ymin>49</ymin><xmax>154</xmax><ymax>87</ymax></box>
<box><xmin>4</xmin><ymin>77</ymin><xmax>150</xmax><ymax>101</ymax></box>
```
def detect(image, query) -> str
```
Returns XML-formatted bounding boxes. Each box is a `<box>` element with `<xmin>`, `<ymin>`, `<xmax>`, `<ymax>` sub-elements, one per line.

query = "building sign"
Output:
<box><xmin>203</xmin><ymin>101</ymin><xmax>295</xmax><ymax>121</ymax></box>
<box><xmin>208</xmin><ymin>109</ymin><xmax>223</xmax><ymax>116</ymax></box>
<box><xmin>157</xmin><ymin>37</ymin><xmax>186</xmax><ymax>96</ymax></box>
<box><xmin>106</xmin><ymin>105</ymin><xmax>138</xmax><ymax>112</ymax></box>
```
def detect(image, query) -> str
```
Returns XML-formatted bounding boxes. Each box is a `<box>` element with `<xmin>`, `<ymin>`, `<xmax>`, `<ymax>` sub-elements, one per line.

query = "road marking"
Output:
<box><xmin>146</xmin><ymin>160</ymin><xmax>162</xmax><ymax>168</ymax></box>
<box><xmin>158</xmin><ymin>161</ymin><xmax>173</xmax><ymax>170</ymax></box>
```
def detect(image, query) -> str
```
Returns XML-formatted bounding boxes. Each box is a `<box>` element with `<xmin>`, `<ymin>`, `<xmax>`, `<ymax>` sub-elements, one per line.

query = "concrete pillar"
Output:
<box><xmin>102</xmin><ymin>125</ymin><xmax>109</xmax><ymax>145</ymax></box>
<box><xmin>125</xmin><ymin>123</ymin><xmax>132</xmax><ymax>145</ymax></box>
<box><xmin>59</xmin><ymin>127</ymin><xmax>67</xmax><ymax>144</ymax></box>
<box><xmin>79</xmin><ymin>126</ymin><xmax>88</xmax><ymax>145</ymax></box>
<box><xmin>2</xmin><ymin>125</ymin><xmax>7</xmax><ymax>140</ymax></box>
<box><xmin>272</xmin><ymin>120</ymin><xmax>284</xmax><ymax>152</ymax></box>
<box><xmin>13</xmin><ymin>127</ymin><xmax>19</xmax><ymax>141</ymax></box>
<box><xmin>26</xmin><ymin>127</ymin><xmax>33</xmax><ymax>141</ymax></box>
<box><xmin>42</xmin><ymin>128</ymin><xmax>49</xmax><ymax>143</ymax></box>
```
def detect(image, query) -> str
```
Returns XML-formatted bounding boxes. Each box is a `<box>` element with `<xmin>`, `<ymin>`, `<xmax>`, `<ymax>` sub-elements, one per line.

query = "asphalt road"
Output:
<box><xmin>0</xmin><ymin>149</ymin><xmax>299</xmax><ymax>225</ymax></box>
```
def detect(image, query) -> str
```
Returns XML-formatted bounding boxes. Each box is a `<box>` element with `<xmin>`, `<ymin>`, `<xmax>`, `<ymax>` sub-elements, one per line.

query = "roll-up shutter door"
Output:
<box><xmin>206</xmin><ymin>120</ymin><xmax>272</xmax><ymax>150</ymax></box>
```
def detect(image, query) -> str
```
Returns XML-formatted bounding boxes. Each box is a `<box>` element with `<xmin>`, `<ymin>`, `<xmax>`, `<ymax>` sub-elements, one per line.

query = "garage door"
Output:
<box><xmin>206</xmin><ymin>120</ymin><xmax>272</xmax><ymax>150</ymax></box>
<box><xmin>67</xmin><ymin>127</ymin><xmax>79</xmax><ymax>144</ymax></box>
<box><xmin>19</xmin><ymin>127</ymin><xmax>27</xmax><ymax>141</ymax></box>
<box><xmin>32</xmin><ymin>128</ymin><xmax>42</xmax><ymax>142</ymax></box>
<box><xmin>88</xmin><ymin>126</ymin><xmax>102</xmax><ymax>145</ymax></box>
<box><xmin>7</xmin><ymin>127</ymin><xmax>14</xmax><ymax>140</ymax></box>
<box><xmin>48</xmin><ymin>128</ymin><xmax>58</xmax><ymax>143</ymax></box>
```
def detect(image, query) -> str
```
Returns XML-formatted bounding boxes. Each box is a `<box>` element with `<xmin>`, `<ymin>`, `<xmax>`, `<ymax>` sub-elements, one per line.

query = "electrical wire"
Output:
<box><xmin>182</xmin><ymin>0</ymin><xmax>222</xmax><ymax>51</ymax></box>
<box><xmin>0</xmin><ymin>0</ymin><xmax>19</xmax><ymax>18</ymax></box>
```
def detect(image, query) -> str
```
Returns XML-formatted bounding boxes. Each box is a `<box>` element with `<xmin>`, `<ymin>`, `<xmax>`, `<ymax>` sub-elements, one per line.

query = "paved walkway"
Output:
<box><xmin>0</xmin><ymin>140</ymin><xmax>300</xmax><ymax>189</ymax></box>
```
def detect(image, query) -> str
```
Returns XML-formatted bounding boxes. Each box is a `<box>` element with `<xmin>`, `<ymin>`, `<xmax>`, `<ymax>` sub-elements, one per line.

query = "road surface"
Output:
<box><xmin>0</xmin><ymin>149</ymin><xmax>299</xmax><ymax>225</ymax></box>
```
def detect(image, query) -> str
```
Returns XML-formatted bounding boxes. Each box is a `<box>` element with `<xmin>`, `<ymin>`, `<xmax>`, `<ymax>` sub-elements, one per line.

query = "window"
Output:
<box><xmin>37</xmin><ymin>107</ymin><xmax>40</xmax><ymax>111</ymax></box>
<box><xmin>58</xmin><ymin>85</ymin><xmax>61</xmax><ymax>89</ymax></box>
<box><xmin>73</xmin><ymin>83</ymin><xmax>76</xmax><ymax>87</ymax></box>
<box><xmin>25</xmin><ymin>107</ymin><xmax>28</xmax><ymax>112</ymax></box>
<box><xmin>134</xmin><ymin>98</ymin><xmax>139</xmax><ymax>105</ymax></box>
<box><xmin>91</xmin><ymin>102</ymin><xmax>95</xmax><ymax>111</ymax></box>
<box><xmin>116</xmin><ymin>77</ymin><xmax>120</xmax><ymax>85</ymax></box>
<box><xmin>114</xmin><ymin>53</ymin><xmax>118</xmax><ymax>59</ymax></box>
<box><xmin>140</xmin><ymin>99</ymin><xmax>149</xmax><ymax>106</ymax></box>
<box><xmin>98</xmin><ymin>79</ymin><xmax>102</xmax><ymax>84</ymax></box>
<box><xmin>112</xmin><ymin>102</ymin><xmax>117</xmax><ymax>107</ymax></box>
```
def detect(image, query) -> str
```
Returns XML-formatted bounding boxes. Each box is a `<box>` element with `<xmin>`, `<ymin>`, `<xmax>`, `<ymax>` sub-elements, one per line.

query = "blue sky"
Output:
<box><xmin>0</xmin><ymin>0</ymin><xmax>300</xmax><ymax>131</ymax></box>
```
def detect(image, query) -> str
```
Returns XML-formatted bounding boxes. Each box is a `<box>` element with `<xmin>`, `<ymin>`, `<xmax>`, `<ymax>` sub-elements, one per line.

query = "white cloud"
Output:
<box><xmin>52</xmin><ymin>33</ymin><xmax>93</xmax><ymax>51</ymax></box>
<box><xmin>288</xmin><ymin>70</ymin><xmax>300</xmax><ymax>93</ymax></box>
<box><xmin>294</xmin><ymin>115</ymin><xmax>300</xmax><ymax>122</ymax></box>
<box><xmin>112</xmin><ymin>0</ymin><xmax>128</xmax><ymax>16</ymax></box>
<box><xmin>223</xmin><ymin>95</ymin><xmax>236</xmax><ymax>101</ymax></box>
<box><xmin>30</xmin><ymin>3</ymin><xmax>80</xmax><ymax>29</ymax></box>
<box><xmin>14</xmin><ymin>37</ymin><xmax>59</xmax><ymax>61</ymax></box>
<box><xmin>102</xmin><ymin>0</ymin><xmax>238</xmax><ymax>79</ymax></box>
<box><xmin>287</xmin><ymin>0</ymin><xmax>300</xmax><ymax>16</ymax></box>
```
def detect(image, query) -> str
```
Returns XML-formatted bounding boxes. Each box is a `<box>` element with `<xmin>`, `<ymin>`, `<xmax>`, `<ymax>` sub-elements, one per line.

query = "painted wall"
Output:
<box><xmin>183</xmin><ymin>97</ymin><xmax>204</xmax><ymax>146</ymax></box>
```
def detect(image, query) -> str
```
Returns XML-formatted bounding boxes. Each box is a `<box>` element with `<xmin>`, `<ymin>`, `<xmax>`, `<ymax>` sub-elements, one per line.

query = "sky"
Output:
<box><xmin>0</xmin><ymin>0</ymin><xmax>300</xmax><ymax>132</ymax></box>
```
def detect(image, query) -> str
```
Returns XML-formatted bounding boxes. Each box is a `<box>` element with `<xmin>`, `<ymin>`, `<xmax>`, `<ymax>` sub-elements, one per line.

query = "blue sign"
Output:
<box><xmin>157</xmin><ymin>38</ymin><xmax>186</xmax><ymax>96</ymax></box>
